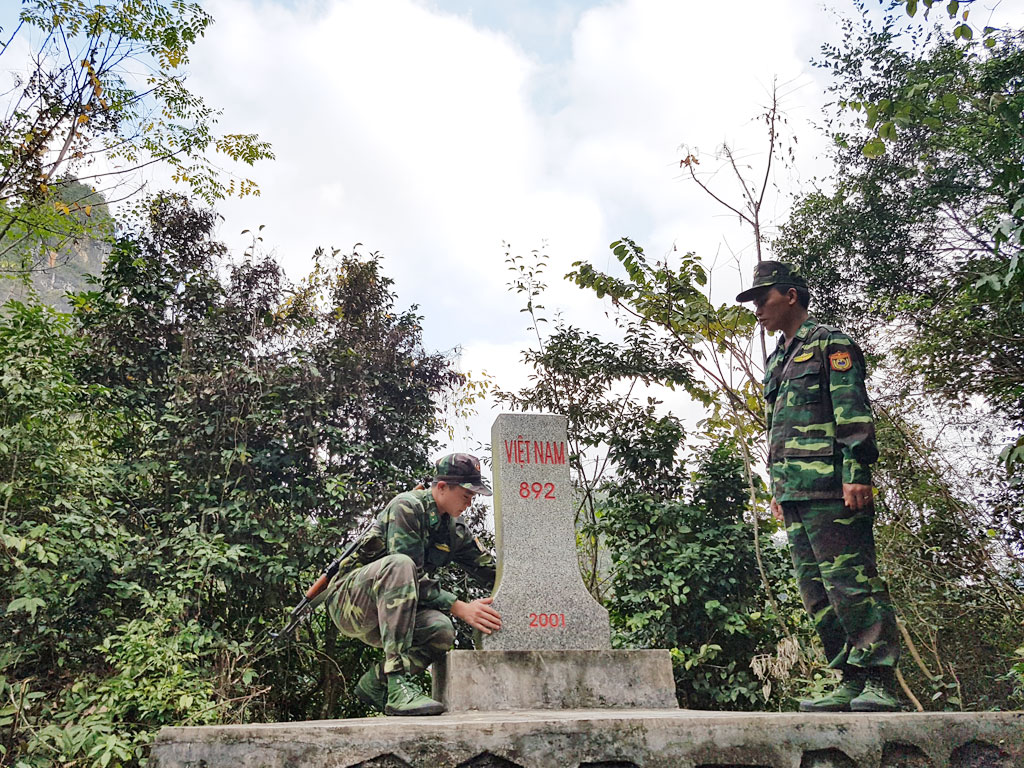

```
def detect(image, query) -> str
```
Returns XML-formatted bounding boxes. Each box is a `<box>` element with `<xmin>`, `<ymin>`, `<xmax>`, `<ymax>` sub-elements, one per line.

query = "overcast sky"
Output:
<box><xmin>5</xmin><ymin>0</ymin><xmax>1020</xmax><ymax>469</ymax></box>
<box><xmin>182</xmin><ymin>0</ymin><xmax>839</xmax><ymax>455</ymax></box>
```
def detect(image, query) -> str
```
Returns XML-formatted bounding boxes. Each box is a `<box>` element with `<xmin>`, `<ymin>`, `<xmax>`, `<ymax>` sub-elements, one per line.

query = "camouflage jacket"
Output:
<box><xmin>340</xmin><ymin>488</ymin><xmax>496</xmax><ymax>611</ymax></box>
<box><xmin>763</xmin><ymin>318</ymin><xmax>878</xmax><ymax>501</ymax></box>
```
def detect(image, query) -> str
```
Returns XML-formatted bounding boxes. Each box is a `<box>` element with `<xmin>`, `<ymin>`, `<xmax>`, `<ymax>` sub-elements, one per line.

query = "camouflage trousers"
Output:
<box><xmin>782</xmin><ymin>499</ymin><xmax>900</xmax><ymax>670</ymax></box>
<box><xmin>326</xmin><ymin>554</ymin><xmax>455</xmax><ymax>675</ymax></box>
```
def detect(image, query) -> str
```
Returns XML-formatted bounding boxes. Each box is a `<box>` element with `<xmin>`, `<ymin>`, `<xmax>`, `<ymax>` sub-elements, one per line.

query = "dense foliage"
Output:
<box><xmin>778</xmin><ymin>16</ymin><xmax>1024</xmax><ymax>431</ymax></box>
<box><xmin>601</xmin><ymin>439</ymin><xmax>799</xmax><ymax>709</ymax></box>
<box><xmin>0</xmin><ymin>195</ymin><xmax>463</xmax><ymax>766</ymax></box>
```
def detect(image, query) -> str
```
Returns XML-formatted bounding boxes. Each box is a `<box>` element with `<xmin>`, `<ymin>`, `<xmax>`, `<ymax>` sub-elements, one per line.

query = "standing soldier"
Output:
<box><xmin>736</xmin><ymin>261</ymin><xmax>900</xmax><ymax>712</ymax></box>
<box><xmin>325</xmin><ymin>453</ymin><xmax>501</xmax><ymax>716</ymax></box>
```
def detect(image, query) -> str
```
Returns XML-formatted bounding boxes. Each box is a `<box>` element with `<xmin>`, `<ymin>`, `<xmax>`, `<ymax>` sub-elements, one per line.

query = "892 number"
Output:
<box><xmin>519</xmin><ymin>482</ymin><xmax>555</xmax><ymax>499</ymax></box>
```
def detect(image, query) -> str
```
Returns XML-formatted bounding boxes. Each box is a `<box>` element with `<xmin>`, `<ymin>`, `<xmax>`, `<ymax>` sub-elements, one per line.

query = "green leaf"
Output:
<box><xmin>862</xmin><ymin>138</ymin><xmax>886</xmax><ymax>158</ymax></box>
<box><xmin>6</xmin><ymin>596</ymin><xmax>46</xmax><ymax>619</ymax></box>
<box><xmin>865</xmin><ymin>104</ymin><xmax>879</xmax><ymax>129</ymax></box>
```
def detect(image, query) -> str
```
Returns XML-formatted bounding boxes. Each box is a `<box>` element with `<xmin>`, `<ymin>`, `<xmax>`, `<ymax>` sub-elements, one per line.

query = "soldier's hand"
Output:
<box><xmin>770</xmin><ymin>497</ymin><xmax>784</xmax><ymax>523</ymax></box>
<box><xmin>843</xmin><ymin>483</ymin><xmax>873</xmax><ymax>511</ymax></box>
<box><xmin>451</xmin><ymin>597</ymin><xmax>502</xmax><ymax>634</ymax></box>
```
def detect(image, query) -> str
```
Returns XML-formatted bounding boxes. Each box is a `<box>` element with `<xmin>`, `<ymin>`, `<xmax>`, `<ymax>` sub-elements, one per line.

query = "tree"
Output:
<box><xmin>602</xmin><ymin>437</ymin><xmax>801</xmax><ymax>710</ymax></box>
<box><xmin>816</xmin><ymin>2</ymin><xmax>1024</xmax><ymax>479</ymax></box>
<box><xmin>0</xmin><ymin>0</ymin><xmax>273</xmax><ymax>277</ymax></box>
<box><xmin>0</xmin><ymin>194</ymin><xmax>462</xmax><ymax>765</ymax></box>
<box><xmin>886</xmin><ymin>1</ymin><xmax>999</xmax><ymax>50</ymax></box>
<box><xmin>775</xmin><ymin>8</ymin><xmax>1024</xmax><ymax>500</ymax></box>
<box><xmin>498</xmin><ymin>246</ymin><xmax>696</xmax><ymax>594</ymax></box>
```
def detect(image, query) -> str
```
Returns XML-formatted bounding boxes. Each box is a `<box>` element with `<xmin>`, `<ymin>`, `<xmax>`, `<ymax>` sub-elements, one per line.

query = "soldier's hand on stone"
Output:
<box><xmin>451</xmin><ymin>597</ymin><xmax>502</xmax><ymax>634</ymax></box>
<box><xmin>842</xmin><ymin>483</ymin><xmax>873</xmax><ymax>511</ymax></box>
<box><xmin>770</xmin><ymin>497</ymin><xmax>783</xmax><ymax>523</ymax></box>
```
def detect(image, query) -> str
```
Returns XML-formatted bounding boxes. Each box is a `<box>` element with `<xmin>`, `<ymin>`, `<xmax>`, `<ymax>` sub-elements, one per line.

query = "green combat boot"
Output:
<box><xmin>384</xmin><ymin>673</ymin><xmax>444</xmax><ymax>716</ymax></box>
<box><xmin>354</xmin><ymin>664</ymin><xmax>387</xmax><ymax>713</ymax></box>
<box><xmin>799</xmin><ymin>668</ymin><xmax>866</xmax><ymax>712</ymax></box>
<box><xmin>850</xmin><ymin>668</ymin><xmax>900</xmax><ymax>712</ymax></box>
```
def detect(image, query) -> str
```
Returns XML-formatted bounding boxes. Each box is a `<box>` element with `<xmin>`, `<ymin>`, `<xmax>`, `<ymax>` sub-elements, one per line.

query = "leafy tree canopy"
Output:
<box><xmin>0</xmin><ymin>0</ymin><xmax>273</xmax><ymax>277</ymax></box>
<box><xmin>776</xmin><ymin>8</ymin><xmax>1024</xmax><ymax>469</ymax></box>
<box><xmin>0</xmin><ymin>194</ymin><xmax>463</xmax><ymax>765</ymax></box>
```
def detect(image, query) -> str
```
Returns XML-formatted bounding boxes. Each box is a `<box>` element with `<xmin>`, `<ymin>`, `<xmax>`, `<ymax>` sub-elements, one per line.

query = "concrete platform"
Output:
<box><xmin>150</xmin><ymin>708</ymin><xmax>1024</xmax><ymax>768</ymax></box>
<box><xmin>433</xmin><ymin>650</ymin><xmax>677</xmax><ymax>711</ymax></box>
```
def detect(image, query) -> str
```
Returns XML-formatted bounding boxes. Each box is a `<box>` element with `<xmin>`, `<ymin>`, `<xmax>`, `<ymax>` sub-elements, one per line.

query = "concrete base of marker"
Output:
<box><xmin>150</xmin><ymin>710</ymin><xmax>1024</xmax><ymax>768</ymax></box>
<box><xmin>432</xmin><ymin>649</ymin><xmax>677</xmax><ymax>711</ymax></box>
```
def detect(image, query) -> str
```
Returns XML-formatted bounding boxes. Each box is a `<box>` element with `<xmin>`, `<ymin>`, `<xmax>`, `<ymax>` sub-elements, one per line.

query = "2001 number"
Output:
<box><xmin>528</xmin><ymin>612</ymin><xmax>566</xmax><ymax>628</ymax></box>
<box><xmin>519</xmin><ymin>482</ymin><xmax>555</xmax><ymax>499</ymax></box>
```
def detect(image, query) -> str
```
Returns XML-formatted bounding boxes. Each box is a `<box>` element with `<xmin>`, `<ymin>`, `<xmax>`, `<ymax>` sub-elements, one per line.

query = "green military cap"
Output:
<box><xmin>735</xmin><ymin>260</ymin><xmax>808</xmax><ymax>302</ymax></box>
<box><xmin>434</xmin><ymin>453</ymin><xmax>492</xmax><ymax>496</ymax></box>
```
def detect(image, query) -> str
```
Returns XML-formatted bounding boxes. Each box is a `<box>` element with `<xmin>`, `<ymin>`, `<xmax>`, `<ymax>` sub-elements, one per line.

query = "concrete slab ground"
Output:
<box><xmin>150</xmin><ymin>708</ymin><xmax>1024</xmax><ymax>768</ymax></box>
<box><xmin>433</xmin><ymin>650</ymin><xmax>677</xmax><ymax>711</ymax></box>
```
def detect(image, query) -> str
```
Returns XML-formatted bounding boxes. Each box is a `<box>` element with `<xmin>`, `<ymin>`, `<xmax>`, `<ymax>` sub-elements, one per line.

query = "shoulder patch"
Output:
<box><xmin>829</xmin><ymin>351</ymin><xmax>852</xmax><ymax>371</ymax></box>
<box><xmin>793</xmin><ymin>351</ymin><xmax>814</xmax><ymax>363</ymax></box>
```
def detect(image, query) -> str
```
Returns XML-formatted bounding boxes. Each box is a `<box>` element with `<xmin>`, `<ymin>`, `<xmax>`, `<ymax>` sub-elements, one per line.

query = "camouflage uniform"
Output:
<box><xmin>325</xmin><ymin>488</ymin><xmax>496</xmax><ymax>675</ymax></box>
<box><xmin>763</xmin><ymin>316</ymin><xmax>899</xmax><ymax>671</ymax></box>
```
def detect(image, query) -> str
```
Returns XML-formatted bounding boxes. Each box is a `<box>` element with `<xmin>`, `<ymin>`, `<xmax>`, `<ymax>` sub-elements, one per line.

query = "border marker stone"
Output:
<box><xmin>480</xmin><ymin>412</ymin><xmax>610</xmax><ymax>650</ymax></box>
<box><xmin>433</xmin><ymin>412</ymin><xmax>676</xmax><ymax>711</ymax></box>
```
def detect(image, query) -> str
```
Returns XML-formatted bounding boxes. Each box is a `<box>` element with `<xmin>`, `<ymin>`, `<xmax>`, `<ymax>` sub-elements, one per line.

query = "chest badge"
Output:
<box><xmin>793</xmin><ymin>351</ymin><xmax>814</xmax><ymax>363</ymax></box>
<box><xmin>829</xmin><ymin>351</ymin><xmax>852</xmax><ymax>371</ymax></box>
<box><xmin>434</xmin><ymin>543</ymin><xmax>450</xmax><ymax>552</ymax></box>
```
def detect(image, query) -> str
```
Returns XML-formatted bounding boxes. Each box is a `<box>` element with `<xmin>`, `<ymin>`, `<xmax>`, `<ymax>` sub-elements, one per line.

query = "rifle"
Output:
<box><xmin>272</xmin><ymin>482</ymin><xmax>428</xmax><ymax>644</ymax></box>
<box><xmin>272</xmin><ymin>520</ymin><xmax>375</xmax><ymax>644</ymax></box>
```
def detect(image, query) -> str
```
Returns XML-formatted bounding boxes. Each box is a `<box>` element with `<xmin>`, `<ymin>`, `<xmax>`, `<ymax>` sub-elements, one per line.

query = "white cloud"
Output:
<box><xmin>182</xmin><ymin>0</ymin><xmax>839</xmax><ymax>453</ymax></box>
<box><xmin>194</xmin><ymin>0</ymin><xmax>554</xmax><ymax>339</ymax></box>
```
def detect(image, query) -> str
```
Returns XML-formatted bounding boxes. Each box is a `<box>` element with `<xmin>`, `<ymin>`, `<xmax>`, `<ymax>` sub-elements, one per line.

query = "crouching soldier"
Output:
<box><xmin>325</xmin><ymin>453</ymin><xmax>502</xmax><ymax>716</ymax></box>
